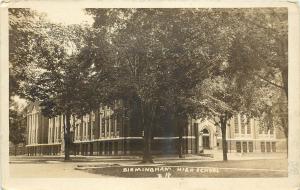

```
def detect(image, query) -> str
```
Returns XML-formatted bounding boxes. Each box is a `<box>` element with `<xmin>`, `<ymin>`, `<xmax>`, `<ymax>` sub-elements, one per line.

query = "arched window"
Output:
<box><xmin>202</xmin><ymin>128</ymin><xmax>209</xmax><ymax>134</ymax></box>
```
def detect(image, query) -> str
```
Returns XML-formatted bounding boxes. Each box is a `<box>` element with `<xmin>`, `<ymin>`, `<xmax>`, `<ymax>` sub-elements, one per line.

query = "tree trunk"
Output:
<box><xmin>281</xmin><ymin>67</ymin><xmax>288</xmax><ymax>99</ymax></box>
<box><xmin>177</xmin><ymin>116</ymin><xmax>185</xmax><ymax>158</ymax></box>
<box><xmin>14</xmin><ymin>144</ymin><xmax>17</xmax><ymax>156</ymax></box>
<box><xmin>178</xmin><ymin>134</ymin><xmax>184</xmax><ymax>158</ymax></box>
<box><xmin>281</xmin><ymin>117</ymin><xmax>288</xmax><ymax>156</ymax></box>
<box><xmin>141</xmin><ymin>101</ymin><xmax>154</xmax><ymax>163</ymax></box>
<box><xmin>64</xmin><ymin>113</ymin><xmax>71</xmax><ymax>161</ymax></box>
<box><xmin>286</xmin><ymin>135</ymin><xmax>288</xmax><ymax>157</ymax></box>
<box><xmin>142</xmin><ymin>124</ymin><xmax>153</xmax><ymax>163</ymax></box>
<box><xmin>281</xmin><ymin>68</ymin><xmax>288</xmax><ymax>156</ymax></box>
<box><xmin>220</xmin><ymin>118</ymin><xmax>228</xmax><ymax>161</ymax></box>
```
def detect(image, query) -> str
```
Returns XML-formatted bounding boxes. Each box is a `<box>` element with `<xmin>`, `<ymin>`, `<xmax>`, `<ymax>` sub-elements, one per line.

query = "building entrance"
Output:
<box><xmin>202</xmin><ymin>129</ymin><xmax>210</xmax><ymax>149</ymax></box>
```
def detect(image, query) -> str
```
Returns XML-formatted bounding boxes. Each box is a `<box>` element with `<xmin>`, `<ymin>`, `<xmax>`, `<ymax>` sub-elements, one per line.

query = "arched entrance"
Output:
<box><xmin>202</xmin><ymin>128</ymin><xmax>210</xmax><ymax>149</ymax></box>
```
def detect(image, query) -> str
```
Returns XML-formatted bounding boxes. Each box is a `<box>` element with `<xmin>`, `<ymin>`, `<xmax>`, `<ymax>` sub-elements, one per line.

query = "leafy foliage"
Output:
<box><xmin>9</xmin><ymin>101</ymin><xmax>26</xmax><ymax>146</ymax></box>
<box><xmin>9</xmin><ymin>8</ymin><xmax>288</xmax><ymax>160</ymax></box>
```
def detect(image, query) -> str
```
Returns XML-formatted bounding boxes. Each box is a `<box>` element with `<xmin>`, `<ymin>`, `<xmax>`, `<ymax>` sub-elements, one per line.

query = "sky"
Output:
<box><xmin>33</xmin><ymin>7</ymin><xmax>94</xmax><ymax>25</ymax></box>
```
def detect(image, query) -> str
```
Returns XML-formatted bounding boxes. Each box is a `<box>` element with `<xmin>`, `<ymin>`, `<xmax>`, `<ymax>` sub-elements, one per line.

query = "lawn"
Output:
<box><xmin>84</xmin><ymin>159</ymin><xmax>288</xmax><ymax>178</ymax></box>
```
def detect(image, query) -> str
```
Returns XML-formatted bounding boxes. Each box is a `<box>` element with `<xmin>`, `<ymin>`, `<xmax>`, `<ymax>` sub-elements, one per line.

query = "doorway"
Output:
<box><xmin>202</xmin><ymin>129</ymin><xmax>210</xmax><ymax>149</ymax></box>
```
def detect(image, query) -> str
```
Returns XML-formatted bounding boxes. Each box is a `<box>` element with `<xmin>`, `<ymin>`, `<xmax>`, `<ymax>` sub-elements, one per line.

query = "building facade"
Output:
<box><xmin>25</xmin><ymin>102</ymin><xmax>287</xmax><ymax>156</ymax></box>
<box><xmin>193</xmin><ymin>114</ymin><xmax>287</xmax><ymax>154</ymax></box>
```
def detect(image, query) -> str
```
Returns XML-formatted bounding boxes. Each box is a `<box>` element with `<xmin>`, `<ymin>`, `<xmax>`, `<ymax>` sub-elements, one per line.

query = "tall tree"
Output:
<box><xmin>228</xmin><ymin>8</ymin><xmax>288</xmax><ymax>98</ymax></box>
<box><xmin>199</xmin><ymin>75</ymin><xmax>240</xmax><ymax>161</ymax></box>
<box><xmin>149</xmin><ymin>9</ymin><xmax>234</xmax><ymax>157</ymax></box>
<box><xmin>199</xmin><ymin>60</ymin><xmax>283</xmax><ymax>161</ymax></box>
<box><xmin>9</xmin><ymin>8</ymin><xmax>47</xmax><ymax>99</ymax></box>
<box><xmin>9</xmin><ymin>100</ymin><xmax>26</xmax><ymax>156</ymax></box>
<box><xmin>85</xmin><ymin>9</ymin><xmax>241</xmax><ymax>161</ymax></box>
<box><xmin>226</xmin><ymin>8</ymin><xmax>288</xmax><ymax>153</ymax></box>
<box><xmin>17</xmin><ymin>19</ymin><xmax>91</xmax><ymax>160</ymax></box>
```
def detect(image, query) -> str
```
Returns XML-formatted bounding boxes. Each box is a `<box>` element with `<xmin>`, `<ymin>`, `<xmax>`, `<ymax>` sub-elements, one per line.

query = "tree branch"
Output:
<box><xmin>256</xmin><ymin>74</ymin><xmax>285</xmax><ymax>90</ymax></box>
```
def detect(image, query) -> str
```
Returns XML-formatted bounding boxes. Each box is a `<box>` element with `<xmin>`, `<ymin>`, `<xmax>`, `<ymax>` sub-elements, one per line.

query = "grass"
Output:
<box><xmin>167</xmin><ymin>159</ymin><xmax>288</xmax><ymax>170</ymax></box>
<box><xmin>85</xmin><ymin>159</ymin><xmax>288</xmax><ymax>178</ymax></box>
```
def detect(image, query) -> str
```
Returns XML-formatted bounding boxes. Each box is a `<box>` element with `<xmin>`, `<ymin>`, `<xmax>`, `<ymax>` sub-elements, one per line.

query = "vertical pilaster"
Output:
<box><xmin>238</xmin><ymin>114</ymin><xmax>241</xmax><ymax>135</ymax></box>
<box><xmin>114</xmin><ymin>116</ymin><xmax>117</xmax><ymax>137</ymax></box>
<box><xmin>35</xmin><ymin>114</ymin><xmax>38</xmax><ymax>144</ymax></box>
<box><xmin>48</xmin><ymin>119</ymin><xmax>51</xmax><ymax>143</ymax></box>
<box><xmin>83</xmin><ymin>117</ymin><xmax>86</xmax><ymax>140</ymax></box>
<box><xmin>32</xmin><ymin>115</ymin><xmax>35</xmax><ymax>144</ymax></box>
<box><xmin>28</xmin><ymin>115</ymin><xmax>31</xmax><ymax>145</ymax></box>
<box><xmin>199</xmin><ymin>131</ymin><xmax>203</xmax><ymax>153</ymax></box>
<box><xmin>99</xmin><ymin>113</ymin><xmax>102</xmax><ymax>138</ymax></box>
<box><xmin>108</xmin><ymin>113</ymin><xmax>111</xmax><ymax>138</ymax></box>
<box><xmin>80</xmin><ymin>117</ymin><xmax>83</xmax><ymax>141</ymax></box>
<box><xmin>104</xmin><ymin>114</ymin><xmax>107</xmax><ymax>138</ymax></box>
<box><xmin>95</xmin><ymin>109</ymin><xmax>100</xmax><ymax>139</ymax></box>
<box><xmin>27</xmin><ymin>114</ymin><xmax>29</xmax><ymax>145</ymax></box>
<box><xmin>32</xmin><ymin>114</ymin><xmax>34</xmax><ymax>144</ymax></box>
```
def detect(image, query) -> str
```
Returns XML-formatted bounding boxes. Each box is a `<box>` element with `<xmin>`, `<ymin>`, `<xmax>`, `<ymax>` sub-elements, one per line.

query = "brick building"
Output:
<box><xmin>25</xmin><ymin>102</ymin><xmax>287</xmax><ymax>156</ymax></box>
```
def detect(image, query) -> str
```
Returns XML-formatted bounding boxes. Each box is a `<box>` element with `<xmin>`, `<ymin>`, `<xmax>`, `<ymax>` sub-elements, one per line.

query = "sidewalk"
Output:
<box><xmin>10</xmin><ymin>152</ymin><xmax>287</xmax><ymax>165</ymax></box>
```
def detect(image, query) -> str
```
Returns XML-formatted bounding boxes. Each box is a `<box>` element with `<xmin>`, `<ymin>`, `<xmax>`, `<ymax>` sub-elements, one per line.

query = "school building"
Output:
<box><xmin>25</xmin><ymin>101</ymin><xmax>287</xmax><ymax>156</ymax></box>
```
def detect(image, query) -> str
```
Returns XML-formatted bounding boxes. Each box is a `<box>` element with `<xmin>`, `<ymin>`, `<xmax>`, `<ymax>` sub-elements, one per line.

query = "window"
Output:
<box><xmin>193</xmin><ymin>123</ymin><xmax>198</xmax><ymax>136</ymax></box>
<box><xmin>236</xmin><ymin>142</ymin><xmax>241</xmax><ymax>153</ymax></box>
<box><xmin>83</xmin><ymin>123</ymin><xmax>86</xmax><ymax>138</ymax></box>
<box><xmin>92</xmin><ymin>121</ymin><xmax>96</xmax><ymax>137</ymax></box>
<box><xmin>87</xmin><ymin>121</ymin><xmax>91</xmax><ymax>138</ymax></box>
<box><xmin>261</xmin><ymin>142</ymin><xmax>265</xmax><ymax>152</ymax></box>
<box><xmin>272</xmin><ymin>142</ymin><xmax>276</xmax><ymax>152</ymax></box>
<box><xmin>246</xmin><ymin>119</ymin><xmax>251</xmax><ymax>134</ymax></box>
<box><xmin>76</xmin><ymin>124</ymin><xmax>79</xmax><ymax>140</ymax></box>
<box><xmin>194</xmin><ymin>123</ymin><xmax>199</xmax><ymax>129</ymax></box>
<box><xmin>234</xmin><ymin>115</ymin><xmax>239</xmax><ymax>133</ymax></box>
<box><xmin>116</xmin><ymin>116</ymin><xmax>121</xmax><ymax>132</ymax></box>
<box><xmin>78</xmin><ymin>124</ymin><xmax>81</xmax><ymax>139</ymax></box>
<box><xmin>106</xmin><ymin>117</ymin><xmax>109</xmax><ymax>133</ymax></box>
<box><xmin>266</xmin><ymin>142</ymin><xmax>271</xmax><ymax>152</ymax></box>
<box><xmin>242</xmin><ymin>142</ymin><xmax>247</xmax><ymax>153</ymax></box>
<box><xmin>264</xmin><ymin>125</ymin><xmax>269</xmax><ymax>134</ymax></box>
<box><xmin>248</xmin><ymin>142</ymin><xmax>253</xmax><ymax>152</ymax></box>
<box><xmin>259</xmin><ymin>120</ymin><xmax>264</xmax><ymax>134</ymax></box>
<box><xmin>101</xmin><ymin>118</ymin><xmax>105</xmax><ymax>133</ymax></box>
<box><xmin>241</xmin><ymin>116</ymin><xmax>245</xmax><ymax>134</ymax></box>
<box><xmin>270</xmin><ymin>125</ymin><xmax>274</xmax><ymax>134</ymax></box>
<box><xmin>110</xmin><ymin>116</ymin><xmax>114</xmax><ymax>132</ymax></box>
